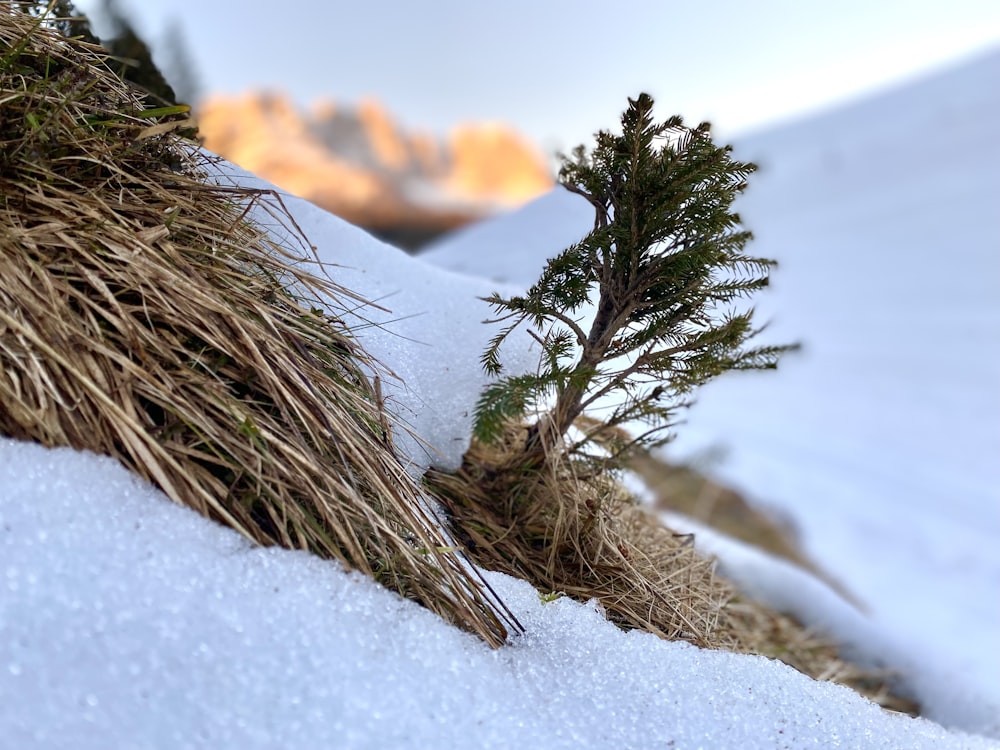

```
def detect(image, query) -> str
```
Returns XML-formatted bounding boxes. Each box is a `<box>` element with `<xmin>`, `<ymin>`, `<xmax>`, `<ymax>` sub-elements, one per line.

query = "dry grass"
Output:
<box><xmin>427</xmin><ymin>423</ymin><xmax>737</xmax><ymax>648</ymax></box>
<box><xmin>0</xmin><ymin>6</ymin><xmax>517</xmax><ymax>646</ymax></box>
<box><xmin>427</xmin><ymin>422</ymin><xmax>919</xmax><ymax>714</ymax></box>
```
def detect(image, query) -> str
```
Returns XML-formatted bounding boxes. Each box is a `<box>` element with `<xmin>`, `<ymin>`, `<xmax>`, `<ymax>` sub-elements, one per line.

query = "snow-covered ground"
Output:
<box><xmin>664</xmin><ymin>46</ymin><xmax>1000</xmax><ymax>704</ymax></box>
<box><xmin>2</xmin><ymin>50</ymin><xmax>998</xmax><ymax>749</ymax></box>
<box><xmin>425</xmin><ymin>46</ymin><xmax>1000</xmax><ymax>738</ymax></box>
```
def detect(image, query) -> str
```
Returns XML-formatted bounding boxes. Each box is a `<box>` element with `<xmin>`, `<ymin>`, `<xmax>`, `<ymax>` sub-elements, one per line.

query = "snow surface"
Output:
<box><xmin>665</xmin><ymin>47</ymin><xmax>1000</xmax><ymax>706</ymax></box>
<box><xmin>3</xmin><ymin>438</ymin><xmax>996</xmax><ymax>750</ymax></box>
<box><xmin>2</xmin><ymin>51</ymin><xmax>999</xmax><ymax>749</ymax></box>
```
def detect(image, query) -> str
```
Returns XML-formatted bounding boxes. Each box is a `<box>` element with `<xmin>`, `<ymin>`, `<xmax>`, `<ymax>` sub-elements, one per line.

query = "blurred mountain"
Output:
<box><xmin>197</xmin><ymin>93</ymin><xmax>553</xmax><ymax>249</ymax></box>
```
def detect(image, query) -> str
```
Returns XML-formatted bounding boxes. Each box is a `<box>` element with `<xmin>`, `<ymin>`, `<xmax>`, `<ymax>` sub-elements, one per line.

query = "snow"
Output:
<box><xmin>664</xmin><ymin>47</ymin><xmax>1000</xmax><ymax>710</ymax></box>
<box><xmin>420</xmin><ymin>183</ymin><xmax>595</xmax><ymax>285</ymax></box>
<box><xmin>3</xmin><ymin>438</ymin><xmax>996</xmax><ymax>749</ymax></box>
<box><xmin>659</xmin><ymin>509</ymin><xmax>1000</xmax><ymax>738</ymax></box>
<box><xmin>2</xmin><ymin>51</ymin><xmax>999</xmax><ymax>749</ymax></box>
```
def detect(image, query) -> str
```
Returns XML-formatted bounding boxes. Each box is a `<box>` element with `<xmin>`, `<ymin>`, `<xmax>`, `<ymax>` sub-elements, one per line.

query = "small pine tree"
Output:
<box><xmin>13</xmin><ymin>0</ymin><xmax>100</xmax><ymax>44</ymax></box>
<box><xmin>474</xmin><ymin>93</ymin><xmax>794</xmax><ymax>465</ymax></box>
<box><xmin>98</xmin><ymin>0</ymin><xmax>179</xmax><ymax>106</ymax></box>
<box><xmin>13</xmin><ymin>0</ymin><xmax>181</xmax><ymax>107</ymax></box>
<box><xmin>161</xmin><ymin>19</ymin><xmax>200</xmax><ymax>107</ymax></box>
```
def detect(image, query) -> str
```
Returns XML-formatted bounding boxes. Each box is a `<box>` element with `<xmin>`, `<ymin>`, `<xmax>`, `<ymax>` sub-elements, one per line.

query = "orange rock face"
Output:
<box><xmin>446</xmin><ymin>124</ymin><xmax>553</xmax><ymax>205</ymax></box>
<box><xmin>196</xmin><ymin>92</ymin><xmax>553</xmax><ymax>249</ymax></box>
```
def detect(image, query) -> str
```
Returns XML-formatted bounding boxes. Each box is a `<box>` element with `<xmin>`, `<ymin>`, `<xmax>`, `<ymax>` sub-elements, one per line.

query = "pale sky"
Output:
<box><xmin>77</xmin><ymin>0</ymin><xmax>1000</xmax><ymax>151</ymax></box>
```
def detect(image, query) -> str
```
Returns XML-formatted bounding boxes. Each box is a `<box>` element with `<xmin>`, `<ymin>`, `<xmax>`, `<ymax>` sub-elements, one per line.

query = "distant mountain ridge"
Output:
<box><xmin>197</xmin><ymin>93</ymin><xmax>553</xmax><ymax>249</ymax></box>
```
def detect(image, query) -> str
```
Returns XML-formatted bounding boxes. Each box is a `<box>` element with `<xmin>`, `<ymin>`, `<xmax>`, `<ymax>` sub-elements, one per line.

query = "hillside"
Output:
<box><xmin>2</xmin><ymin>11</ymin><xmax>998</xmax><ymax>747</ymax></box>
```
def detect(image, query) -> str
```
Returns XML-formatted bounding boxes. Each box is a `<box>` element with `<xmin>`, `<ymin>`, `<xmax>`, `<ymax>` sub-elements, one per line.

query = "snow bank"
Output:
<box><xmin>420</xmin><ymin>184</ymin><xmax>594</xmax><ymax>283</ymax></box>
<box><xmin>660</xmin><ymin>510</ymin><xmax>1000</xmax><ymax>738</ymax></box>
<box><xmin>3</xmin><ymin>437</ymin><xmax>995</xmax><ymax>750</ymax></box>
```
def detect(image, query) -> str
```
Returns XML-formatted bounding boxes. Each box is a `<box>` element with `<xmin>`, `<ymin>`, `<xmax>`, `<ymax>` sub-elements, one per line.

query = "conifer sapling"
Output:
<box><xmin>474</xmin><ymin>93</ymin><xmax>794</xmax><ymax>464</ymax></box>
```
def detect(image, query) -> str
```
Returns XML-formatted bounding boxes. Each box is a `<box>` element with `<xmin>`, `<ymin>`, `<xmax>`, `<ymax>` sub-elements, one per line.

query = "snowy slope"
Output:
<box><xmin>5</xmin><ymin>438</ymin><xmax>996</xmax><ymax>750</ymax></box>
<box><xmin>673</xmin><ymin>46</ymin><xmax>1000</xmax><ymax>700</ymax></box>
<box><xmin>2</xmin><ymin>50</ymin><xmax>999</xmax><ymax>750</ymax></box>
<box><xmin>424</xmin><ymin>46</ymin><xmax>1000</xmax><ymax>724</ymax></box>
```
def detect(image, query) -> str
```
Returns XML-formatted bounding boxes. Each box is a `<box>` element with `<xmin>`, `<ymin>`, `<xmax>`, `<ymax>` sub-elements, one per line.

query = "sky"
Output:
<box><xmin>75</xmin><ymin>0</ymin><xmax>1000</xmax><ymax>151</ymax></box>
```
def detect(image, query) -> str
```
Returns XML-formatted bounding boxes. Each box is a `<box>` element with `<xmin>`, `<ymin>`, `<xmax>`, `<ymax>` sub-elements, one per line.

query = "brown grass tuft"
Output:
<box><xmin>0</xmin><ymin>6</ymin><xmax>516</xmax><ymax>645</ymax></box>
<box><xmin>427</xmin><ymin>421</ymin><xmax>918</xmax><ymax>713</ymax></box>
<box><xmin>427</xmin><ymin>423</ymin><xmax>736</xmax><ymax>648</ymax></box>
